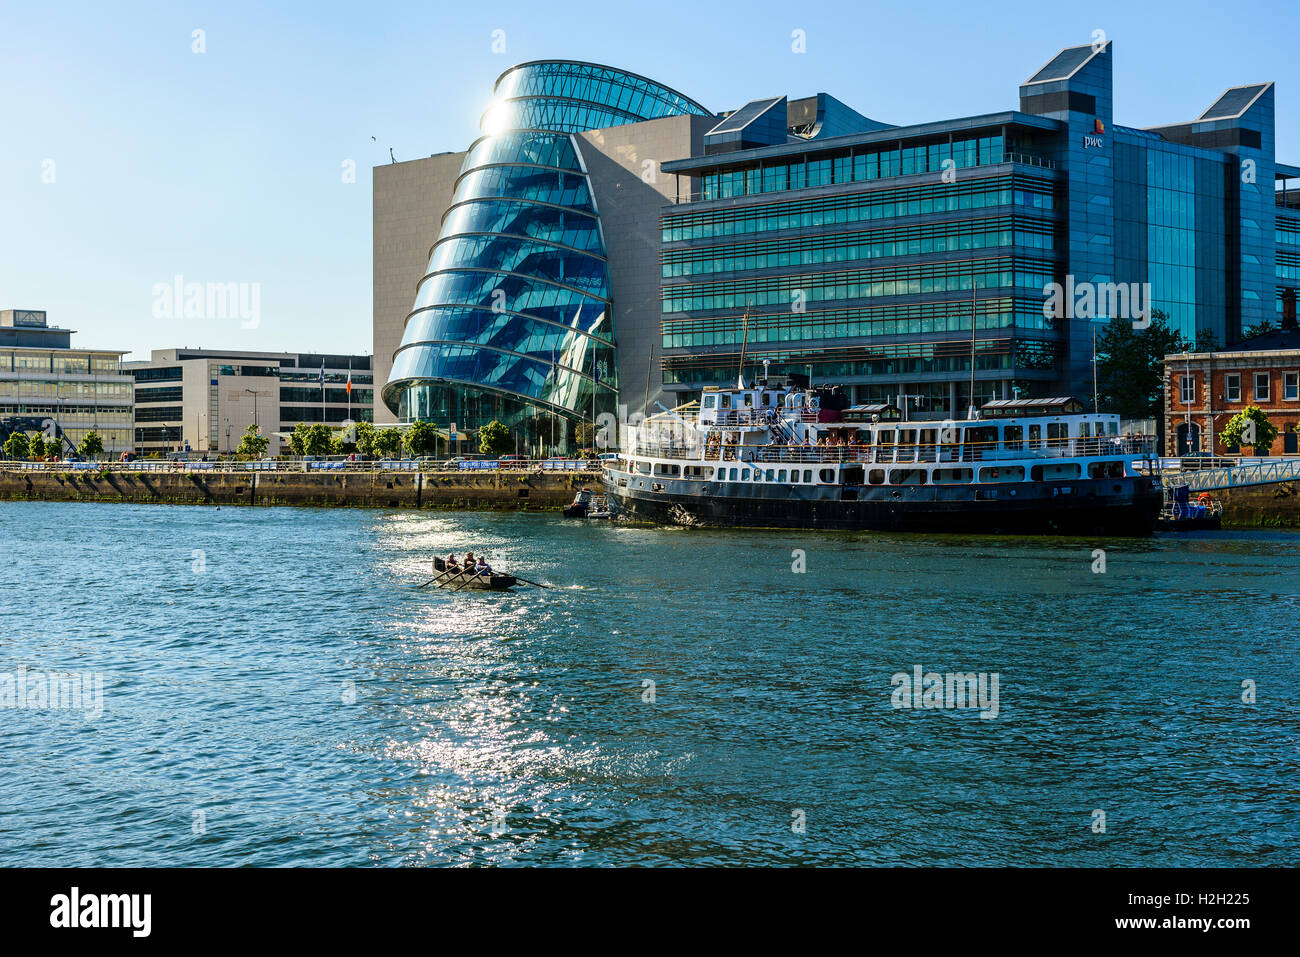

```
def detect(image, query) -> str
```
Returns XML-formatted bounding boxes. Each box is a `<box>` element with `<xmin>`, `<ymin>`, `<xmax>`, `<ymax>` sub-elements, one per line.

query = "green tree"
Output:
<box><xmin>478</xmin><ymin>419</ymin><xmax>512</xmax><ymax>456</ymax></box>
<box><xmin>77</xmin><ymin>431</ymin><xmax>105</xmax><ymax>458</ymax></box>
<box><xmin>1192</xmin><ymin>327</ymin><xmax>1220</xmax><ymax>352</ymax></box>
<box><xmin>573</xmin><ymin>421</ymin><xmax>599</xmax><ymax>451</ymax></box>
<box><xmin>353</xmin><ymin>421</ymin><xmax>377</xmax><ymax>457</ymax></box>
<box><xmin>3</xmin><ymin>432</ymin><xmax>29</xmax><ymax>460</ymax></box>
<box><xmin>28</xmin><ymin>434</ymin><xmax>46</xmax><ymax>459</ymax></box>
<box><xmin>1243</xmin><ymin>319</ymin><xmax>1275</xmax><ymax>340</ymax></box>
<box><xmin>405</xmin><ymin>419</ymin><xmax>439</xmax><ymax>457</ymax></box>
<box><xmin>1095</xmin><ymin>310</ymin><xmax>1186</xmax><ymax>419</ymax></box>
<box><xmin>237</xmin><ymin>423</ymin><xmax>269</xmax><ymax>457</ymax></box>
<box><xmin>1219</xmin><ymin>405</ymin><xmax>1279</xmax><ymax>456</ymax></box>
<box><xmin>372</xmin><ymin>426</ymin><xmax>403</xmax><ymax>458</ymax></box>
<box><xmin>302</xmin><ymin>423</ymin><xmax>333</xmax><ymax>456</ymax></box>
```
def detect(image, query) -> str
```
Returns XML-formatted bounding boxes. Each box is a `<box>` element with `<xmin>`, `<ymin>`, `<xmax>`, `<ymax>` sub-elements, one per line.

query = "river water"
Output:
<box><xmin>1</xmin><ymin>500</ymin><xmax>1296</xmax><ymax>866</ymax></box>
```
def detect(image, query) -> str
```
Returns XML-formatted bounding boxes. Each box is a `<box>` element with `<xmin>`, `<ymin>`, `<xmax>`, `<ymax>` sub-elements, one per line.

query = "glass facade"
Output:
<box><xmin>660</xmin><ymin>144</ymin><xmax>1063</xmax><ymax>415</ymax></box>
<box><xmin>1114</xmin><ymin>130</ymin><xmax>1228</xmax><ymax>342</ymax></box>
<box><xmin>384</xmin><ymin>61</ymin><xmax>711</xmax><ymax>445</ymax></box>
<box><xmin>0</xmin><ymin>349</ymin><xmax>134</xmax><ymax>453</ymax></box>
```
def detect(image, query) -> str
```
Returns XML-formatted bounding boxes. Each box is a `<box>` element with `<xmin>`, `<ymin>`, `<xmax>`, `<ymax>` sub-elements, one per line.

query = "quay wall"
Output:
<box><xmin>0</xmin><ymin>469</ymin><xmax>591</xmax><ymax>510</ymax></box>
<box><xmin>2</xmin><ymin>468</ymin><xmax>1298</xmax><ymax>526</ymax></box>
<box><xmin>1217</xmin><ymin>482</ymin><xmax>1300</xmax><ymax>527</ymax></box>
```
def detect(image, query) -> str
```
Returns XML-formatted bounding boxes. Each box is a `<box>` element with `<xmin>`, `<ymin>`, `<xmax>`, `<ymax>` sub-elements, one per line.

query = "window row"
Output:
<box><xmin>663</xmin><ymin>178</ymin><xmax>1054</xmax><ymax>242</ymax></box>
<box><xmin>661</xmin><ymin>299</ymin><xmax>1055</xmax><ymax>348</ymax></box>
<box><xmin>663</xmin><ymin>219</ymin><xmax>1056</xmax><ymax>278</ymax></box>
<box><xmin>662</xmin><ymin>259</ymin><xmax>1056</xmax><ymax>313</ymax></box>
<box><xmin>699</xmin><ymin>137</ymin><xmax>1008</xmax><ymax>201</ymax></box>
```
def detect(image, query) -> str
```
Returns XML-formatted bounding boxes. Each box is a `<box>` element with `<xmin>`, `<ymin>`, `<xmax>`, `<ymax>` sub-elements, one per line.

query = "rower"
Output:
<box><xmin>476</xmin><ymin>557</ymin><xmax>492</xmax><ymax>576</ymax></box>
<box><xmin>444</xmin><ymin>553</ymin><xmax>460</xmax><ymax>570</ymax></box>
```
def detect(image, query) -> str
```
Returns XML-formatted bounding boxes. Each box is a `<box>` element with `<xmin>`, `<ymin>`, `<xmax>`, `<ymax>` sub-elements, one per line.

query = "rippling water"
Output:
<box><xmin>1</xmin><ymin>500</ymin><xmax>1296</xmax><ymax>866</ymax></box>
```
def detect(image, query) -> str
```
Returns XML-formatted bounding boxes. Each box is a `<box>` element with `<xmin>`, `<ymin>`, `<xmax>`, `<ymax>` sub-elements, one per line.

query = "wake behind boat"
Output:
<box><xmin>603</xmin><ymin>374</ymin><xmax>1162</xmax><ymax>536</ymax></box>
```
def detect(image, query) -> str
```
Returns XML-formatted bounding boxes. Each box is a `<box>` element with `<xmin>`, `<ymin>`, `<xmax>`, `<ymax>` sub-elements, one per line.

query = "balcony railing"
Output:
<box><xmin>630</xmin><ymin>435</ymin><xmax>1156</xmax><ymax>464</ymax></box>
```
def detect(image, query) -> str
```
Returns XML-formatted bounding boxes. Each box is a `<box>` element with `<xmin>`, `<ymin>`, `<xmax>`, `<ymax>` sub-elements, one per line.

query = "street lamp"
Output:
<box><xmin>244</xmin><ymin>388</ymin><xmax>267</xmax><ymax>431</ymax></box>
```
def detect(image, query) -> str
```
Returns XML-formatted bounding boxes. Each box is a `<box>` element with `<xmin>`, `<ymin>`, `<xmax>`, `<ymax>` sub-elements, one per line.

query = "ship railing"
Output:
<box><xmin>629</xmin><ymin>435</ymin><xmax>1155</xmax><ymax>464</ymax></box>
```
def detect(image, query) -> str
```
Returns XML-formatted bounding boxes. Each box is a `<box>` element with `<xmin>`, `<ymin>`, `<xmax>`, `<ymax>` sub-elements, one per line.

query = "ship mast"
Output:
<box><xmin>736</xmin><ymin>305</ymin><xmax>751</xmax><ymax>388</ymax></box>
<box><xmin>967</xmin><ymin>281</ymin><xmax>978</xmax><ymax>419</ymax></box>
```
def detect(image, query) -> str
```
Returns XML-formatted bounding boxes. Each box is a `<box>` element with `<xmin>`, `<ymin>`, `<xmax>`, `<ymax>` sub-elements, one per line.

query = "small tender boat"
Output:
<box><xmin>1157</xmin><ymin>485</ymin><xmax>1223</xmax><ymax>530</ymax></box>
<box><xmin>563</xmin><ymin>487</ymin><xmax>611</xmax><ymax>519</ymax></box>
<box><xmin>428</xmin><ymin>557</ymin><xmax>518</xmax><ymax>591</ymax></box>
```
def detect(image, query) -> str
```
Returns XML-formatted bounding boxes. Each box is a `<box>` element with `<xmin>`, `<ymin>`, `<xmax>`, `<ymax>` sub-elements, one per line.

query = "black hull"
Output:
<box><xmin>603</xmin><ymin>473</ymin><xmax>1161</xmax><ymax>536</ymax></box>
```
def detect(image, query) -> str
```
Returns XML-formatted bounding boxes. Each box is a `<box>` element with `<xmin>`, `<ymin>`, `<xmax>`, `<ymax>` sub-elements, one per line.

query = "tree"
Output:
<box><xmin>288</xmin><ymin>423</ymin><xmax>310</xmax><ymax>456</ymax></box>
<box><xmin>353</xmin><ymin>421</ymin><xmax>377</xmax><ymax>457</ymax></box>
<box><xmin>302</xmin><ymin>423</ymin><xmax>333</xmax><ymax>456</ymax></box>
<box><xmin>1192</xmin><ymin>327</ymin><xmax>1219</xmax><ymax>352</ymax></box>
<box><xmin>28</xmin><ymin>434</ymin><xmax>46</xmax><ymax>460</ymax></box>
<box><xmin>3</xmin><ymin>432</ymin><xmax>29</xmax><ymax>460</ymax></box>
<box><xmin>405</xmin><ymin>419</ymin><xmax>439</xmax><ymax>457</ymax></box>
<box><xmin>237</xmin><ymin>424</ymin><xmax>269</xmax><ymax>457</ymax></box>
<box><xmin>78</xmin><ymin>431</ymin><xmax>105</xmax><ymax>458</ymax></box>
<box><xmin>329</xmin><ymin>426</ymin><xmax>356</xmax><ymax>455</ymax></box>
<box><xmin>573</xmin><ymin>421</ymin><xmax>599</xmax><ymax>451</ymax></box>
<box><xmin>372</xmin><ymin>427</ymin><xmax>403</xmax><ymax>458</ymax></box>
<box><xmin>1219</xmin><ymin>405</ymin><xmax>1279</xmax><ymax>456</ymax></box>
<box><xmin>1243</xmin><ymin>319</ymin><xmax>1275</xmax><ymax>340</ymax></box>
<box><xmin>478</xmin><ymin>419</ymin><xmax>512</xmax><ymax>456</ymax></box>
<box><xmin>1095</xmin><ymin>310</ymin><xmax>1187</xmax><ymax>420</ymax></box>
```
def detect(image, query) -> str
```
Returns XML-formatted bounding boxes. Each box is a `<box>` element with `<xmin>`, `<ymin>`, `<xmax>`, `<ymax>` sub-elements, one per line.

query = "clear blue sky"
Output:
<box><xmin>2</xmin><ymin>0</ymin><xmax>1296</xmax><ymax>362</ymax></box>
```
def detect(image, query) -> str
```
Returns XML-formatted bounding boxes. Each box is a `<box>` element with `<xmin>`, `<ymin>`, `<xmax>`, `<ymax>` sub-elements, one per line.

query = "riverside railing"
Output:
<box><xmin>1</xmin><ymin>457</ymin><xmax>602</xmax><ymax>474</ymax></box>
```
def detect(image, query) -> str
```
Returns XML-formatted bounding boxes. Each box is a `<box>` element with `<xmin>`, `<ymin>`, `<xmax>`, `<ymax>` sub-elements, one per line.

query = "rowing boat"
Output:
<box><xmin>428</xmin><ymin>558</ymin><xmax>518</xmax><ymax>591</ymax></box>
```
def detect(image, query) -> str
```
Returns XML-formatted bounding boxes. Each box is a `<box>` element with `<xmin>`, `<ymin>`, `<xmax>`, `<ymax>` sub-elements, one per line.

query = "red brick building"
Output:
<box><xmin>1163</xmin><ymin>320</ymin><xmax>1300</xmax><ymax>456</ymax></box>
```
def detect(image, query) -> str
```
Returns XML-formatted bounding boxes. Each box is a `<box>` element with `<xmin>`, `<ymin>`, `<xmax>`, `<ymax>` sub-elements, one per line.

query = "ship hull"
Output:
<box><xmin>603</xmin><ymin>471</ymin><xmax>1161</xmax><ymax>536</ymax></box>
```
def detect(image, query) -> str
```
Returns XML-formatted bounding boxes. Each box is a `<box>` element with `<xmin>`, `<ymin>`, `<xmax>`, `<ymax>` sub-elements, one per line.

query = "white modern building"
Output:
<box><xmin>124</xmin><ymin>348</ymin><xmax>373</xmax><ymax>455</ymax></box>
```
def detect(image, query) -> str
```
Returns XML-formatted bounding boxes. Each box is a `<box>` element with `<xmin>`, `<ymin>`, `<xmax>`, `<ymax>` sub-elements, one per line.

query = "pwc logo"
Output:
<box><xmin>1083</xmin><ymin>118</ymin><xmax>1105</xmax><ymax>149</ymax></box>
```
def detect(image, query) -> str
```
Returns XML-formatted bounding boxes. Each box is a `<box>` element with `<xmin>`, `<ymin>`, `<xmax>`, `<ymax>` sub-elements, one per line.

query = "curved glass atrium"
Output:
<box><xmin>383</xmin><ymin>61</ymin><xmax>711</xmax><ymax>449</ymax></box>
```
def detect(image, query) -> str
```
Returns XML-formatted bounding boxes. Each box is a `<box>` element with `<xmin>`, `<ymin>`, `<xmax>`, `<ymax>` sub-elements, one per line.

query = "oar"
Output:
<box><xmin>510</xmin><ymin>575</ymin><xmax>549</xmax><ymax>589</ymax></box>
<box><xmin>480</xmin><ymin>555</ymin><xmax>547</xmax><ymax>589</ymax></box>
<box><xmin>418</xmin><ymin>562</ymin><xmax>458</xmax><ymax>589</ymax></box>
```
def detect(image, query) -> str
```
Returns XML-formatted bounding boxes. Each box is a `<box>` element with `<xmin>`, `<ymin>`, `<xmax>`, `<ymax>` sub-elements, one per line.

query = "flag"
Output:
<box><xmin>318</xmin><ymin>361</ymin><xmax>325</xmax><ymax>386</ymax></box>
<box><xmin>346</xmin><ymin>372</ymin><xmax>352</xmax><ymax>397</ymax></box>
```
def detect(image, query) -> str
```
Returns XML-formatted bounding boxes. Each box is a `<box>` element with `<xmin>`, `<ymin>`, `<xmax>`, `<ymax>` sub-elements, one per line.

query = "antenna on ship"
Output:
<box><xmin>736</xmin><ymin>305</ymin><xmax>751</xmax><ymax>389</ymax></box>
<box><xmin>1092</xmin><ymin>325</ymin><xmax>1100</xmax><ymax>414</ymax></box>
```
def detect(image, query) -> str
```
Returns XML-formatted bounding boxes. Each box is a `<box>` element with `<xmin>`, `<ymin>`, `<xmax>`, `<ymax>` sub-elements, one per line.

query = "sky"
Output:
<box><xmin>2</xmin><ymin>0</ymin><xmax>1297</xmax><ymax>363</ymax></box>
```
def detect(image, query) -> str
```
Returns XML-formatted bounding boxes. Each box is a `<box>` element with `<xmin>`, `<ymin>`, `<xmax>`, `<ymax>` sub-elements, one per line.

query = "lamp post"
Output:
<box><xmin>244</xmin><ymin>388</ymin><xmax>267</xmax><ymax>431</ymax></box>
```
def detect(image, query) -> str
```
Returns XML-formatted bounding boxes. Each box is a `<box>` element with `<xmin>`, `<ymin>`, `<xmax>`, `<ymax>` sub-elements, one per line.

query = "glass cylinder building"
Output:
<box><xmin>382</xmin><ymin>61</ymin><xmax>711</xmax><ymax>447</ymax></box>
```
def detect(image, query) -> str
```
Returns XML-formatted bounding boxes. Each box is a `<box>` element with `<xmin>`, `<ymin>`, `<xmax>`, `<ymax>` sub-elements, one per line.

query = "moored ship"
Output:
<box><xmin>602</xmin><ymin>376</ymin><xmax>1162</xmax><ymax>535</ymax></box>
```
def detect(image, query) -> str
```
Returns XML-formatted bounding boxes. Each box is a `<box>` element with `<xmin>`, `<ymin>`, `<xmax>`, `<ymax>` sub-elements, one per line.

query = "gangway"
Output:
<box><xmin>1169</xmin><ymin>458</ymin><xmax>1300</xmax><ymax>493</ymax></box>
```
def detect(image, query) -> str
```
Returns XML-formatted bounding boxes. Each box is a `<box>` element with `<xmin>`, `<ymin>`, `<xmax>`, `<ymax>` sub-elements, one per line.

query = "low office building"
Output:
<box><xmin>375</xmin><ymin>43</ymin><xmax>1298</xmax><ymax>444</ymax></box>
<box><xmin>0</xmin><ymin>308</ymin><xmax>134</xmax><ymax>454</ymax></box>
<box><xmin>124</xmin><ymin>349</ymin><xmax>373</xmax><ymax>455</ymax></box>
<box><xmin>1163</xmin><ymin>314</ymin><xmax>1300</xmax><ymax>455</ymax></box>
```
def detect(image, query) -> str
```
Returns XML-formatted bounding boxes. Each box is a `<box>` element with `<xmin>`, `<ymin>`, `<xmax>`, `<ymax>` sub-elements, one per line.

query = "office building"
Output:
<box><xmin>375</xmin><ymin>44</ymin><xmax>1299</xmax><ymax>442</ymax></box>
<box><xmin>124</xmin><ymin>349</ymin><xmax>373</xmax><ymax>455</ymax></box>
<box><xmin>0</xmin><ymin>309</ymin><xmax>133</xmax><ymax>455</ymax></box>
